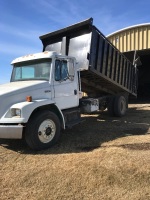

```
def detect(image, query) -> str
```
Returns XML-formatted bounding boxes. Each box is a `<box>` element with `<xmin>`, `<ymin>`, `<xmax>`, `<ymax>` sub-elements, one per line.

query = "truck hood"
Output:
<box><xmin>0</xmin><ymin>81</ymin><xmax>49</xmax><ymax>96</ymax></box>
<box><xmin>0</xmin><ymin>81</ymin><xmax>51</xmax><ymax>119</ymax></box>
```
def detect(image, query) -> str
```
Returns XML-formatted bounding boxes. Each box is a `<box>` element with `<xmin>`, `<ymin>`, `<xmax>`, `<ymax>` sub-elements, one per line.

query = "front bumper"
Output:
<box><xmin>0</xmin><ymin>125</ymin><xmax>23</xmax><ymax>139</ymax></box>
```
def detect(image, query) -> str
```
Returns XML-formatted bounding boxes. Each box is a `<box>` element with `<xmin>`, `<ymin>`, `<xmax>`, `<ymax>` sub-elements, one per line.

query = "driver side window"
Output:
<box><xmin>55</xmin><ymin>60</ymin><xmax>68</xmax><ymax>81</ymax></box>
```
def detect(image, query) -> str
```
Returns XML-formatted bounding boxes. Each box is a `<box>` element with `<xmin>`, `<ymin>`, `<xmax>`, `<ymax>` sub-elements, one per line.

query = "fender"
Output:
<box><xmin>1</xmin><ymin>99</ymin><xmax>65</xmax><ymax>128</ymax></box>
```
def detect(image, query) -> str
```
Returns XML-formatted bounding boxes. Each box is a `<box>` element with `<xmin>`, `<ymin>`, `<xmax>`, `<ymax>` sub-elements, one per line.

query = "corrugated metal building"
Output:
<box><xmin>107</xmin><ymin>24</ymin><xmax>150</xmax><ymax>99</ymax></box>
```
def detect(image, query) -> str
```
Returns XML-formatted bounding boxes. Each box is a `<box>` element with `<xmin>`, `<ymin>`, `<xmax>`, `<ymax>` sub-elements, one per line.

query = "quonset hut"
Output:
<box><xmin>107</xmin><ymin>24</ymin><xmax>150</xmax><ymax>100</ymax></box>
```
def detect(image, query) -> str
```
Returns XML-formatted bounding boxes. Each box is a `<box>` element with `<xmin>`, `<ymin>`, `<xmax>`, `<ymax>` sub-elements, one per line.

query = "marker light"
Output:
<box><xmin>26</xmin><ymin>96</ymin><xmax>32</xmax><ymax>102</ymax></box>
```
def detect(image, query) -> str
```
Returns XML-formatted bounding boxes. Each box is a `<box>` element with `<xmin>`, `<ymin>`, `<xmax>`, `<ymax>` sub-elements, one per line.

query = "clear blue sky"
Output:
<box><xmin>0</xmin><ymin>0</ymin><xmax>150</xmax><ymax>84</ymax></box>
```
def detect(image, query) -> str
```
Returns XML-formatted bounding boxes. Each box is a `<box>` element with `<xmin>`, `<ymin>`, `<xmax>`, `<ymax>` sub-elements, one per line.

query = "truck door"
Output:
<box><xmin>53</xmin><ymin>59</ymin><xmax>79</xmax><ymax>109</ymax></box>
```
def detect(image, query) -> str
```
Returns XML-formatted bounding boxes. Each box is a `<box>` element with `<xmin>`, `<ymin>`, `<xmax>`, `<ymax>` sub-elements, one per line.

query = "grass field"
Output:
<box><xmin>0</xmin><ymin>104</ymin><xmax>150</xmax><ymax>200</ymax></box>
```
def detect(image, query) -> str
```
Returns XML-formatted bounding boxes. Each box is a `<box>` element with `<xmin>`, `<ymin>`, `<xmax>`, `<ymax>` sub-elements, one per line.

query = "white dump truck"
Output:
<box><xmin>0</xmin><ymin>18</ymin><xmax>137</xmax><ymax>150</ymax></box>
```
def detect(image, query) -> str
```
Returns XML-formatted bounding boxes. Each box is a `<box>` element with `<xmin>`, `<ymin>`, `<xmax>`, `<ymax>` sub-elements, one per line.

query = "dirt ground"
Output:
<box><xmin>0</xmin><ymin>103</ymin><xmax>150</xmax><ymax>200</ymax></box>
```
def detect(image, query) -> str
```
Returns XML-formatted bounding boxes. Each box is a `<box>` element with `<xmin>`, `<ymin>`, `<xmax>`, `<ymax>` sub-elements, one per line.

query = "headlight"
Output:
<box><xmin>11</xmin><ymin>108</ymin><xmax>21</xmax><ymax>117</ymax></box>
<box><xmin>15</xmin><ymin>109</ymin><xmax>21</xmax><ymax>116</ymax></box>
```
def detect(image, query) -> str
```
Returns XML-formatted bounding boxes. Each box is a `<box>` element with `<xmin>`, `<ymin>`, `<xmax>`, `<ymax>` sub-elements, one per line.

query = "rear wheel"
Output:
<box><xmin>25</xmin><ymin>110</ymin><xmax>61</xmax><ymax>150</ymax></box>
<box><xmin>114</xmin><ymin>95</ymin><xmax>127</xmax><ymax>117</ymax></box>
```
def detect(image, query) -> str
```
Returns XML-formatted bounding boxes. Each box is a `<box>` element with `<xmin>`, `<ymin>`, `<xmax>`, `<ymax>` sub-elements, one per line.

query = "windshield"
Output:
<box><xmin>11</xmin><ymin>59</ymin><xmax>51</xmax><ymax>82</ymax></box>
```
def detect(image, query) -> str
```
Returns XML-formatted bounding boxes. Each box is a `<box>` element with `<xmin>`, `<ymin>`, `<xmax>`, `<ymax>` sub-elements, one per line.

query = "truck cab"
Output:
<box><xmin>11</xmin><ymin>51</ymin><xmax>80</xmax><ymax>109</ymax></box>
<box><xmin>0</xmin><ymin>51</ymin><xmax>82</xmax><ymax>150</ymax></box>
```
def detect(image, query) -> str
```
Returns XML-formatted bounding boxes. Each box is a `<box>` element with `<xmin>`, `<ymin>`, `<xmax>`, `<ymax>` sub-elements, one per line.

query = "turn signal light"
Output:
<box><xmin>26</xmin><ymin>96</ymin><xmax>32</xmax><ymax>102</ymax></box>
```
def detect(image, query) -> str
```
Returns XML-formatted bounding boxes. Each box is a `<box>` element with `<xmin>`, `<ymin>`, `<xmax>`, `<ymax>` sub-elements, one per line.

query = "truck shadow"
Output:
<box><xmin>0</xmin><ymin>105</ymin><xmax>150</xmax><ymax>154</ymax></box>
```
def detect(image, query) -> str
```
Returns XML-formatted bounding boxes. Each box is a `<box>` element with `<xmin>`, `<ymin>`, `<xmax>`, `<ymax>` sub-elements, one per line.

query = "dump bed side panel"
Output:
<box><xmin>85</xmin><ymin>27</ymin><xmax>137</xmax><ymax>96</ymax></box>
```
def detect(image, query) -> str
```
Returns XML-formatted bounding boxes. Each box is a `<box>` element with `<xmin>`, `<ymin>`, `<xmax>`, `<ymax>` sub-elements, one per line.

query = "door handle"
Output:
<box><xmin>74</xmin><ymin>90</ymin><xmax>77</xmax><ymax>95</ymax></box>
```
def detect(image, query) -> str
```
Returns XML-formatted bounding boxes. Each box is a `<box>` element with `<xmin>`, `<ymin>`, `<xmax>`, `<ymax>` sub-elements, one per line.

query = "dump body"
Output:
<box><xmin>40</xmin><ymin>18</ymin><xmax>137</xmax><ymax>97</ymax></box>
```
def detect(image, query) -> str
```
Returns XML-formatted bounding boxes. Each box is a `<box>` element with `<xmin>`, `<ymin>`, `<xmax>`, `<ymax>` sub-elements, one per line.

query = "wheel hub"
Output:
<box><xmin>120</xmin><ymin>100</ymin><xmax>126</xmax><ymax>113</ymax></box>
<box><xmin>45</xmin><ymin>127</ymin><xmax>52</xmax><ymax>136</ymax></box>
<box><xmin>38</xmin><ymin>119</ymin><xmax>56</xmax><ymax>143</ymax></box>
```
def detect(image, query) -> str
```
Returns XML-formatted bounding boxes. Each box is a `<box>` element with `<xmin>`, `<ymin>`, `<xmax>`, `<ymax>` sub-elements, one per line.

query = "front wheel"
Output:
<box><xmin>25</xmin><ymin>110</ymin><xmax>61</xmax><ymax>150</ymax></box>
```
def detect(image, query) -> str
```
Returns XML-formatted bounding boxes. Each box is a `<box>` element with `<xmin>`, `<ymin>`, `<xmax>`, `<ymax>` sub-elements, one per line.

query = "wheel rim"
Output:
<box><xmin>38</xmin><ymin>119</ymin><xmax>56</xmax><ymax>143</ymax></box>
<box><xmin>120</xmin><ymin>99</ymin><xmax>126</xmax><ymax>114</ymax></box>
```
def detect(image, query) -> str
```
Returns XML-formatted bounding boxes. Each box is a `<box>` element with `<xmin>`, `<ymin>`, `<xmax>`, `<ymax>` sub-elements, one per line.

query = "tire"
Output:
<box><xmin>25</xmin><ymin>110</ymin><xmax>61</xmax><ymax>150</ymax></box>
<box><xmin>114</xmin><ymin>95</ymin><xmax>127</xmax><ymax>117</ymax></box>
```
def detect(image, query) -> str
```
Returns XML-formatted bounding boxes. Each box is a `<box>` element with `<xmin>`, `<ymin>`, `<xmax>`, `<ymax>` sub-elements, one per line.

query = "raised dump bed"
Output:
<box><xmin>40</xmin><ymin>18</ymin><xmax>137</xmax><ymax>97</ymax></box>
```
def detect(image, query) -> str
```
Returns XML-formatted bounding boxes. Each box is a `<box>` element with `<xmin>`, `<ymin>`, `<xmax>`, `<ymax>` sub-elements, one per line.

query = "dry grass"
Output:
<box><xmin>0</xmin><ymin>103</ymin><xmax>150</xmax><ymax>200</ymax></box>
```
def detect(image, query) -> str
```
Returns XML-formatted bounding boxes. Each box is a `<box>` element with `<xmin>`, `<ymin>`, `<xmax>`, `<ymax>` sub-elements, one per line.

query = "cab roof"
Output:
<box><xmin>11</xmin><ymin>51</ymin><xmax>56</xmax><ymax>64</ymax></box>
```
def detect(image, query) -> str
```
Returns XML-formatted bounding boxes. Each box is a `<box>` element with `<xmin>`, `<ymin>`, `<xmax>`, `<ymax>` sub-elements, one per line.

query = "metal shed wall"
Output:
<box><xmin>107</xmin><ymin>24</ymin><xmax>150</xmax><ymax>52</ymax></box>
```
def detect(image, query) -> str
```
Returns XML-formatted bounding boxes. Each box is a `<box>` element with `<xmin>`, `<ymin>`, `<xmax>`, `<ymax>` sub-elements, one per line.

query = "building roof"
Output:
<box><xmin>107</xmin><ymin>23</ymin><xmax>150</xmax><ymax>37</ymax></box>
